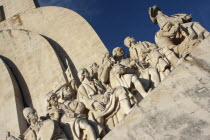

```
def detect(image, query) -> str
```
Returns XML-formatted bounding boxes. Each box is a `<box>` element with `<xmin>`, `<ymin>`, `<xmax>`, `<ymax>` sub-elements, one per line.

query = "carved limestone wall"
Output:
<box><xmin>0</xmin><ymin>6</ymin><xmax>108</xmax><ymax>80</ymax></box>
<box><xmin>1</xmin><ymin>4</ymin><xmax>210</xmax><ymax>140</ymax></box>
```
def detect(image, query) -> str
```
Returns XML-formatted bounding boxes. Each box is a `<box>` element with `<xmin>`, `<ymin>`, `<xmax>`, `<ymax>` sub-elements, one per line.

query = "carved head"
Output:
<box><xmin>102</xmin><ymin>52</ymin><xmax>113</xmax><ymax>65</ymax></box>
<box><xmin>46</xmin><ymin>91</ymin><xmax>59</xmax><ymax>107</ymax></box>
<box><xmin>89</xmin><ymin>62</ymin><xmax>99</xmax><ymax>73</ymax></box>
<box><xmin>58</xmin><ymin>86</ymin><xmax>74</xmax><ymax>100</ymax></box>
<box><xmin>78</xmin><ymin>68</ymin><xmax>90</xmax><ymax>82</ymax></box>
<box><xmin>104</xmin><ymin>52</ymin><xmax>112</xmax><ymax>58</ymax></box>
<box><xmin>23</xmin><ymin>107</ymin><xmax>38</xmax><ymax>124</ymax></box>
<box><xmin>112</xmin><ymin>47</ymin><xmax>125</xmax><ymax>60</ymax></box>
<box><xmin>124</xmin><ymin>37</ymin><xmax>136</xmax><ymax>47</ymax></box>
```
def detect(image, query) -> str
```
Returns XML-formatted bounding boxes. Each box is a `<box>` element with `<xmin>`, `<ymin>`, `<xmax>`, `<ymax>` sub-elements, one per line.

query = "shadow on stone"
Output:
<box><xmin>42</xmin><ymin>35</ymin><xmax>80</xmax><ymax>85</ymax></box>
<box><xmin>0</xmin><ymin>55</ymin><xmax>33</xmax><ymax>108</ymax></box>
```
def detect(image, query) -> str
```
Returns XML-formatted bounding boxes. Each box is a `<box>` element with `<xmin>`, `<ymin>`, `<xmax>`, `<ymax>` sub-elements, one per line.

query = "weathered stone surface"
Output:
<box><xmin>103</xmin><ymin>35</ymin><xmax>210</xmax><ymax>140</ymax></box>
<box><xmin>1</xmin><ymin>4</ymin><xmax>210</xmax><ymax>140</ymax></box>
<box><xmin>0</xmin><ymin>29</ymin><xmax>65</xmax><ymax>116</ymax></box>
<box><xmin>0</xmin><ymin>58</ymin><xmax>27</xmax><ymax>139</ymax></box>
<box><xmin>0</xmin><ymin>0</ymin><xmax>35</xmax><ymax>19</ymax></box>
<box><xmin>0</xmin><ymin>6</ymin><xmax>108</xmax><ymax>76</ymax></box>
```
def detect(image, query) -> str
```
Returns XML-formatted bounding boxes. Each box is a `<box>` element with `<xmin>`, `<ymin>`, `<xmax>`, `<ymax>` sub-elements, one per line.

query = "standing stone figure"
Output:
<box><xmin>110</xmin><ymin>47</ymin><xmax>148</xmax><ymax>97</ymax></box>
<box><xmin>124</xmin><ymin>36</ymin><xmax>170</xmax><ymax>83</ymax></box>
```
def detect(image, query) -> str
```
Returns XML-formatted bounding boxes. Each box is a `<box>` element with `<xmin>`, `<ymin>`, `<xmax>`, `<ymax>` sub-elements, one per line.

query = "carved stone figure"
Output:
<box><xmin>59</xmin><ymin>86</ymin><xmax>75</xmax><ymax>101</ymax></box>
<box><xmin>101</xmin><ymin>52</ymin><xmax>115</xmax><ymax>65</ymax></box>
<box><xmin>112</xmin><ymin>47</ymin><xmax>134</xmax><ymax>68</ymax></box>
<box><xmin>110</xmin><ymin>64</ymin><xmax>148</xmax><ymax>99</ymax></box>
<box><xmin>149</xmin><ymin>5</ymin><xmax>207</xmax><ymax>58</ymax></box>
<box><xmin>77</xmin><ymin>68</ymin><xmax>134</xmax><ymax>131</ymax></box>
<box><xmin>155</xmin><ymin>22</ymin><xmax>182</xmax><ymax>68</ymax></box>
<box><xmin>97</xmin><ymin>52</ymin><xmax>114</xmax><ymax>87</ymax></box>
<box><xmin>110</xmin><ymin>47</ymin><xmax>148</xmax><ymax>96</ymax></box>
<box><xmin>124</xmin><ymin>36</ymin><xmax>171</xmax><ymax>83</ymax></box>
<box><xmin>3</xmin><ymin>4</ymin><xmax>210</xmax><ymax>140</ymax></box>
<box><xmin>6</xmin><ymin>107</ymin><xmax>68</xmax><ymax>140</ymax></box>
<box><xmin>89</xmin><ymin>62</ymin><xmax>99</xmax><ymax>80</ymax></box>
<box><xmin>46</xmin><ymin>92</ymin><xmax>98</xmax><ymax>140</ymax></box>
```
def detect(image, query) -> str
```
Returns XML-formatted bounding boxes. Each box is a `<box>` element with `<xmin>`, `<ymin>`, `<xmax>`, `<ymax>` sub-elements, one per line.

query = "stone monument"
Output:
<box><xmin>0</xmin><ymin>1</ymin><xmax>210</xmax><ymax>140</ymax></box>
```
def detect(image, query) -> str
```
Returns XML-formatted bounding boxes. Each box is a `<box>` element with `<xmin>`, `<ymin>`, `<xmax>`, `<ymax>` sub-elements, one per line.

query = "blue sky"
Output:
<box><xmin>38</xmin><ymin>0</ymin><xmax>210</xmax><ymax>53</ymax></box>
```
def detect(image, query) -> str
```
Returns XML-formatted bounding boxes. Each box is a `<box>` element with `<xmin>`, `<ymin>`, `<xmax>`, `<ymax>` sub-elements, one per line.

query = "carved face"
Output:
<box><xmin>124</xmin><ymin>37</ymin><xmax>136</xmax><ymax>47</ymax></box>
<box><xmin>83</xmin><ymin>68</ymin><xmax>90</xmax><ymax>78</ymax></box>
<box><xmin>113</xmin><ymin>47</ymin><xmax>125</xmax><ymax>58</ymax></box>
<box><xmin>62</xmin><ymin>86</ymin><xmax>71</xmax><ymax>98</ymax></box>
<box><xmin>28</xmin><ymin>111</ymin><xmax>38</xmax><ymax>124</ymax></box>
<box><xmin>90</xmin><ymin>63</ymin><xmax>98</xmax><ymax>73</ymax></box>
<box><xmin>70</xmin><ymin>79</ymin><xmax>77</xmax><ymax>91</ymax></box>
<box><xmin>78</xmin><ymin>68</ymin><xmax>90</xmax><ymax>82</ymax></box>
<box><xmin>129</xmin><ymin>37</ymin><xmax>136</xmax><ymax>45</ymax></box>
<box><xmin>104</xmin><ymin>53</ymin><xmax>112</xmax><ymax>60</ymax></box>
<box><xmin>49</xmin><ymin>94</ymin><xmax>58</xmax><ymax>107</ymax></box>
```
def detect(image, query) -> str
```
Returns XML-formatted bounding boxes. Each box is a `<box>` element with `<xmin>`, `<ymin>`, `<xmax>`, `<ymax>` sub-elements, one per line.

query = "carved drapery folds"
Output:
<box><xmin>6</xmin><ymin>5</ymin><xmax>209</xmax><ymax>140</ymax></box>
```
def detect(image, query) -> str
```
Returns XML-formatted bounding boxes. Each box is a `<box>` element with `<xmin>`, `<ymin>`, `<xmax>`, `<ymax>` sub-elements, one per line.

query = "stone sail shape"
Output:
<box><xmin>0</xmin><ymin>29</ymin><xmax>65</xmax><ymax>116</ymax></box>
<box><xmin>104</xmin><ymin>35</ymin><xmax>210</xmax><ymax>140</ymax></box>
<box><xmin>0</xmin><ymin>6</ymin><xmax>108</xmax><ymax>76</ymax></box>
<box><xmin>0</xmin><ymin>58</ymin><xmax>27</xmax><ymax>139</ymax></box>
<box><xmin>0</xmin><ymin>0</ymin><xmax>36</xmax><ymax>19</ymax></box>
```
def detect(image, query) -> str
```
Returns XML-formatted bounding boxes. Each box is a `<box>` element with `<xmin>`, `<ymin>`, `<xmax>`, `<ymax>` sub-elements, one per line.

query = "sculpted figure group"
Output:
<box><xmin>6</xmin><ymin>5</ymin><xmax>207</xmax><ymax>140</ymax></box>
